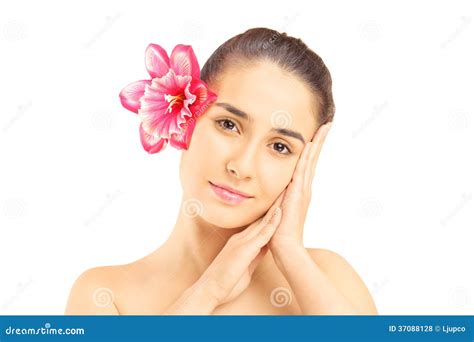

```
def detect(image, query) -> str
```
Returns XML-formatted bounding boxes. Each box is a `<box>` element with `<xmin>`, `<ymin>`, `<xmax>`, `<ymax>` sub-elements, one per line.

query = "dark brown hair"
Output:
<box><xmin>201</xmin><ymin>27</ymin><xmax>335</xmax><ymax>127</ymax></box>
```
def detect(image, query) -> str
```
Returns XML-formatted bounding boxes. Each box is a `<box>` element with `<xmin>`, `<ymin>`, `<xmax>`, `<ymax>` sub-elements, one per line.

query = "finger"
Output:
<box><xmin>251</xmin><ymin>207</ymin><xmax>282</xmax><ymax>248</ymax></box>
<box><xmin>239</xmin><ymin>204</ymin><xmax>280</xmax><ymax>242</ymax></box>
<box><xmin>248</xmin><ymin>245</ymin><xmax>268</xmax><ymax>275</ymax></box>
<box><xmin>240</xmin><ymin>205</ymin><xmax>281</xmax><ymax>248</ymax></box>
<box><xmin>266</xmin><ymin>188</ymin><xmax>285</xmax><ymax>214</ymax></box>
<box><xmin>305</xmin><ymin>123</ymin><xmax>331</xmax><ymax>189</ymax></box>
<box><xmin>240</xmin><ymin>187</ymin><xmax>286</xmax><ymax>244</ymax></box>
<box><xmin>291</xmin><ymin>141</ymin><xmax>313</xmax><ymax>192</ymax></box>
<box><xmin>273</xmin><ymin>189</ymin><xmax>286</xmax><ymax>208</ymax></box>
<box><xmin>309</xmin><ymin>123</ymin><xmax>331</xmax><ymax>180</ymax></box>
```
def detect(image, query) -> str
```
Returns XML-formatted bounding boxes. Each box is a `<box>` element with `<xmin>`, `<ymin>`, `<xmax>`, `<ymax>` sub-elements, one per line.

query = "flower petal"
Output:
<box><xmin>119</xmin><ymin>80</ymin><xmax>151</xmax><ymax>114</ymax></box>
<box><xmin>170</xmin><ymin>44</ymin><xmax>200</xmax><ymax>78</ymax></box>
<box><xmin>138</xmin><ymin>69</ymin><xmax>187</xmax><ymax>139</ymax></box>
<box><xmin>188</xmin><ymin>78</ymin><xmax>218</xmax><ymax>117</ymax></box>
<box><xmin>169</xmin><ymin>111</ymin><xmax>199</xmax><ymax>150</ymax></box>
<box><xmin>169</xmin><ymin>133</ymin><xmax>187</xmax><ymax>150</ymax></box>
<box><xmin>145</xmin><ymin>44</ymin><xmax>170</xmax><ymax>79</ymax></box>
<box><xmin>183</xmin><ymin>116</ymin><xmax>198</xmax><ymax>148</ymax></box>
<box><xmin>173</xmin><ymin>82</ymin><xmax>196</xmax><ymax>131</ymax></box>
<box><xmin>139</xmin><ymin>70</ymin><xmax>194</xmax><ymax>138</ymax></box>
<box><xmin>139</xmin><ymin>123</ymin><xmax>168</xmax><ymax>154</ymax></box>
<box><xmin>144</xmin><ymin>69</ymin><xmax>189</xmax><ymax>99</ymax></box>
<box><xmin>149</xmin><ymin>107</ymin><xmax>182</xmax><ymax>138</ymax></box>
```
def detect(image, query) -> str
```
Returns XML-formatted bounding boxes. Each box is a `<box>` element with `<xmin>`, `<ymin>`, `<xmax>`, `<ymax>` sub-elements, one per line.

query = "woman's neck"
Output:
<box><xmin>163</xmin><ymin>198</ymin><xmax>247</xmax><ymax>276</ymax></box>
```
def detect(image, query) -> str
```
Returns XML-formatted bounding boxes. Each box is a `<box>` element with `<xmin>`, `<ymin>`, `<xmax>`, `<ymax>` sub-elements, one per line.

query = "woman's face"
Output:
<box><xmin>179</xmin><ymin>60</ymin><xmax>318</xmax><ymax>228</ymax></box>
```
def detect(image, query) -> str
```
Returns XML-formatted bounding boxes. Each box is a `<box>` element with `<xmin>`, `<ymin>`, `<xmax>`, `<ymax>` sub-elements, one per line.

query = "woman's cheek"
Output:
<box><xmin>205</xmin><ymin>129</ymin><xmax>235</xmax><ymax>157</ymax></box>
<box><xmin>261</xmin><ymin>158</ymin><xmax>295</xmax><ymax>198</ymax></box>
<box><xmin>194</xmin><ymin>121</ymin><xmax>221</xmax><ymax>149</ymax></box>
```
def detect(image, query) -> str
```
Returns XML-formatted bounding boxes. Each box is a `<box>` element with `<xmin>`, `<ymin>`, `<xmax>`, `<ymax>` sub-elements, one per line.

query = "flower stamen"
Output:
<box><xmin>164</xmin><ymin>93</ymin><xmax>185</xmax><ymax>113</ymax></box>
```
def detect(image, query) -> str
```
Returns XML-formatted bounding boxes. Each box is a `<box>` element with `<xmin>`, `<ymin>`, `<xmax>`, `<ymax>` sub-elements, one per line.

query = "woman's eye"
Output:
<box><xmin>216</xmin><ymin>119</ymin><xmax>239</xmax><ymax>133</ymax></box>
<box><xmin>215</xmin><ymin>119</ymin><xmax>292</xmax><ymax>155</ymax></box>
<box><xmin>272</xmin><ymin>142</ymin><xmax>292</xmax><ymax>155</ymax></box>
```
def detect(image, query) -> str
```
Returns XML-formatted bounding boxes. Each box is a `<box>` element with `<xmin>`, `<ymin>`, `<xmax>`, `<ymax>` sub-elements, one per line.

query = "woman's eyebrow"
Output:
<box><xmin>215</xmin><ymin>102</ymin><xmax>250</xmax><ymax>121</ymax></box>
<box><xmin>214</xmin><ymin>102</ymin><xmax>306</xmax><ymax>144</ymax></box>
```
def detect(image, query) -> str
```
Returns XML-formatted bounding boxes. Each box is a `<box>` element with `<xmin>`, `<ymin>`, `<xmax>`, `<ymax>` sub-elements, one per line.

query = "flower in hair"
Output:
<box><xmin>119</xmin><ymin>44</ymin><xmax>217</xmax><ymax>153</ymax></box>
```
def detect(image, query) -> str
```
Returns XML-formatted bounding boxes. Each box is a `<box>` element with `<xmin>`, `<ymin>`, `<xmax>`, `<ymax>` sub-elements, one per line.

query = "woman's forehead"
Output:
<box><xmin>210</xmin><ymin>61</ymin><xmax>318</xmax><ymax>139</ymax></box>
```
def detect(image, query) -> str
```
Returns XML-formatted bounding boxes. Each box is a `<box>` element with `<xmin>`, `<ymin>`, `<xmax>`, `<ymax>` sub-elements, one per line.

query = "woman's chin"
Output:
<box><xmin>200</xmin><ymin>208</ymin><xmax>255</xmax><ymax>230</ymax></box>
<box><xmin>203</xmin><ymin>214</ymin><xmax>250</xmax><ymax>230</ymax></box>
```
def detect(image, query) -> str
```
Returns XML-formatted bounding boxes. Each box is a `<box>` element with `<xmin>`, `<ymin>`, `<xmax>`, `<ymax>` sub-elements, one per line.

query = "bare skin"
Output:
<box><xmin>73</xmin><ymin>245</ymin><xmax>305</xmax><ymax>315</ymax></box>
<box><xmin>65</xmin><ymin>61</ymin><xmax>377</xmax><ymax>315</ymax></box>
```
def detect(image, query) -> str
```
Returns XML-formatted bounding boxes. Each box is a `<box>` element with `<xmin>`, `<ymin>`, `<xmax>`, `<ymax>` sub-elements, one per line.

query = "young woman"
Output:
<box><xmin>65</xmin><ymin>28</ymin><xmax>378</xmax><ymax>315</ymax></box>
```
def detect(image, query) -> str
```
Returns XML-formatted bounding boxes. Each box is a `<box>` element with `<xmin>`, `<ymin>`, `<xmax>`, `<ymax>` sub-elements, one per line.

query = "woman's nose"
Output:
<box><xmin>226</xmin><ymin>144</ymin><xmax>258</xmax><ymax>180</ymax></box>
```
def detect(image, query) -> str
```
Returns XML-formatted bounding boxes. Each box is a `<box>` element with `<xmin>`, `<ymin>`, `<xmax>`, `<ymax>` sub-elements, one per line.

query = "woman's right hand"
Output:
<box><xmin>196</xmin><ymin>204</ymin><xmax>282</xmax><ymax>306</ymax></box>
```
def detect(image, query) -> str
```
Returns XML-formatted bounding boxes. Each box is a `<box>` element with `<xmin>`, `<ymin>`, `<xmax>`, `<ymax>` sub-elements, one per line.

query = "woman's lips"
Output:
<box><xmin>209</xmin><ymin>181</ymin><xmax>253</xmax><ymax>204</ymax></box>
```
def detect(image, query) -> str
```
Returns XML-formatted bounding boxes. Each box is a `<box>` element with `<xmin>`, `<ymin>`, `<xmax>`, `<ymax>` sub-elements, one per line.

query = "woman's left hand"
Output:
<box><xmin>268</xmin><ymin>122</ymin><xmax>333</xmax><ymax>251</ymax></box>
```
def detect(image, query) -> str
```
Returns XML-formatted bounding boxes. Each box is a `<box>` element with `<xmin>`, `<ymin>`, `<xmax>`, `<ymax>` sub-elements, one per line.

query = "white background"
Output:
<box><xmin>1</xmin><ymin>0</ymin><xmax>473</xmax><ymax>315</ymax></box>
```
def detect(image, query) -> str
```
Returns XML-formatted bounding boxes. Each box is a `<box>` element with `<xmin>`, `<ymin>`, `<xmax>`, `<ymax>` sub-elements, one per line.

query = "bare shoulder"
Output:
<box><xmin>305</xmin><ymin>247</ymin><xmax>378</xmax><ymax>315</ymax></box>
<box><xmin>65</xmin><ymin>265</ymin><xmax>122</xmax><ymax>315</ymax></box>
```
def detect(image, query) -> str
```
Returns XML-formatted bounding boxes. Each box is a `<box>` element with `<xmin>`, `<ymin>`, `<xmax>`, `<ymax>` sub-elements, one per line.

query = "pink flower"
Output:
<box><xmin>119</xmin><ymin>44</ymin><xmax>217</xmax><ymax>154</ymax></box>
